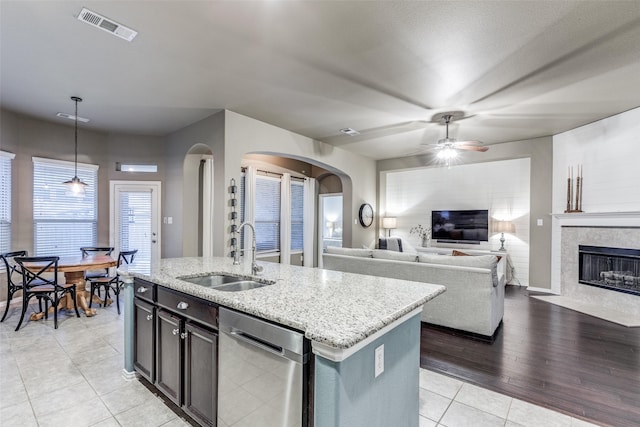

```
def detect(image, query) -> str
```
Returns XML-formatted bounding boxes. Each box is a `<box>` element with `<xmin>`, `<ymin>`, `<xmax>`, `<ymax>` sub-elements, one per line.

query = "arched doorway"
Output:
<box><xmin>239</xmin><ymin>153</ymin><xmax>352</xmax><ymax>267</ymax></box>
<box><xmin>182</xmin><ymin>144</ymin><xmax>214</xmax><ymax>257</ymax></box>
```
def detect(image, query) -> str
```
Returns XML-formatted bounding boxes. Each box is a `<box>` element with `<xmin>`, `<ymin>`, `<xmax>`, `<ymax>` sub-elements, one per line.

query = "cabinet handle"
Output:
<box><xmin>137</xmin><ymin>286</ymin><xmax>148</xmax><ymax>293</ymax></box>
<box><xmin>146</xmin><ymin>314</ymin><xmax>153</xmax><ymax>321</ymax></box>
<box><xmin>180</xmin><ymin>332</ymin><xmax>187</xmax><ymax>339</ymax></box>
<box><xmin>172</xmin><ymin>328</ymin><xmax>180</xmax><ymax>335</ymax></box>
<box><xmin>176</xmin><ymin>301</ymin><xmax>189</xmax><ymax>310</ymax></box>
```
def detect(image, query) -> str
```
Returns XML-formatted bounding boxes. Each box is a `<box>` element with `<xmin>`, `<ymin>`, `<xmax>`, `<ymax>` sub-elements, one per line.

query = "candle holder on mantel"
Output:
<box><xmin>564</xmin><ymin>165</ymin><xmax>584</xmax><ymax>213</ymax></box>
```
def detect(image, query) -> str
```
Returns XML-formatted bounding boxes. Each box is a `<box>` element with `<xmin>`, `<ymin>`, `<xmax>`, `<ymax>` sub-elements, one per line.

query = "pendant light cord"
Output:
<box><xmin>74</xmin><ymin>97</ymin><xmax>78</xmax><ymax>177</ymax></box>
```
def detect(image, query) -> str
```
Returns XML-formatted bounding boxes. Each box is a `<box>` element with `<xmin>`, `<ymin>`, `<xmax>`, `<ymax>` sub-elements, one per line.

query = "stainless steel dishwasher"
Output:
<box><xmin>218</xmin><ymin>307</ymin><xmax>309</xmax><ymax>427</ymax></box>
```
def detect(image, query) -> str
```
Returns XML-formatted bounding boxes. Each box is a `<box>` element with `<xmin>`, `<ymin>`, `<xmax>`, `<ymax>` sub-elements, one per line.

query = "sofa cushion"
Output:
<box><xmin>372</xmin><ymin>249</ymin><xmax>418</xmax><ymax>262</ymax></box>
<box><xmin>419</xmin><ymin>253</ymin><xmax>499</xmax><ymax>287</ymax></box>
<box><xmin>326</xmin><ymin>247</ymin><xmax>373</xmax><ymax>257</ymax></box>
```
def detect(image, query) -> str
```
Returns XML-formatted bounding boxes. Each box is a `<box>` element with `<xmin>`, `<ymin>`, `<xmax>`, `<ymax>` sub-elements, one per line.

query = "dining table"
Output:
<box><xmin>28</xmin><ymin>254</ymin><xmax>117</xmax><ymax>321</ymax></box>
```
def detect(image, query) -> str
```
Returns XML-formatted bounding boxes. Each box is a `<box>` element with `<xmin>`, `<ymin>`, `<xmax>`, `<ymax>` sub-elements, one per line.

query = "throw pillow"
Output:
<box><xmin>378</xmin><ymin>237</ymin><xmax>403</xmax><ymax>252</ymax></box>
<box><xmin>453</xmin><ymin>249</ymin><xmax>502</xmax><ymax>263</ymax></box>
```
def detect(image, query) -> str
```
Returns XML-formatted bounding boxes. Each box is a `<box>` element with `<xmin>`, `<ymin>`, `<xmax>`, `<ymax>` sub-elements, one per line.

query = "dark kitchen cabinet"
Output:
<box><xmin>184</xmin><ymin>321</ymin><xmax>218</xmax><ymax>425</ymax></box>
<box><xmin>156</xmin><ymin>309</ymin><xmax>182</xmax><ymax>404</ymax></box>
<box><xmin>134</xmin><ymin>279</ymin><xmax>157</xmax><ymax>383</ymax></box>
<box><xmin>155</xmin><ymin>286</ymin><xmax>218</xmax><ymax>427</ymax></box>
<box><xmin>134</xmin><ymin>298</ymin><xmax>155</xmax><ymax>382</ymax></box>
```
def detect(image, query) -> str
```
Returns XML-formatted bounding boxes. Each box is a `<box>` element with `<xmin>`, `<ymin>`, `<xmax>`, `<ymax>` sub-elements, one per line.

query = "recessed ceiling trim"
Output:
<box><xmin>77</xmin><ymin>8</ymin><xmax>138</xmax><ymax>42</ymax></box>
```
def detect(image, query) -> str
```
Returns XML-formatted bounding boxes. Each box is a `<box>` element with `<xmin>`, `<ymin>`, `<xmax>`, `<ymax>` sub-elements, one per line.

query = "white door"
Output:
<box><xmin>110</xmin><ymin>181</ymin><xmax>161</xmax><ymax>274</ymax></box>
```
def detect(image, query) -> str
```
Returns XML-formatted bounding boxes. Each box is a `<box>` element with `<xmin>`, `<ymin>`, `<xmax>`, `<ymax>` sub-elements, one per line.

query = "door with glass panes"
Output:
<box><xmin>110</xmin><ymin>181</ymin><xmax>161</xmax><ymax>274</ymax></box>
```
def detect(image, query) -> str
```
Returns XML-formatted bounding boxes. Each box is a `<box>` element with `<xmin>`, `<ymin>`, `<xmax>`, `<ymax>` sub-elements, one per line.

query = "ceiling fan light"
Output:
<box><xmin>438</xmin><ymin>147</ymin><xmax>457</xmax><ymax>160</ymax></box>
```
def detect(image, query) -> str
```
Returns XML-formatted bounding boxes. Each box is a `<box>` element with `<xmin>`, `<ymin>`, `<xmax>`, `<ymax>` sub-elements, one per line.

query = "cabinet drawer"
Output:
<box><xmin>134</xmin><ymin>278</ymin><xmax>156</xmax><ymax>303</ymax></box>
<box><xmin>157</xmin><ymin>286</ymin><xmax>218</xmax><ymax>328</ymax></box>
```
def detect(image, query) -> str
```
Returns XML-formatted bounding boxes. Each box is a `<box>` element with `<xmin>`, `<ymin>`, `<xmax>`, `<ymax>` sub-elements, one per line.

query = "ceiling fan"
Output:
<box><xmin>421</xmin><ymin>111</ymin><xmax>488</xmax><ymax>167</ymax></box>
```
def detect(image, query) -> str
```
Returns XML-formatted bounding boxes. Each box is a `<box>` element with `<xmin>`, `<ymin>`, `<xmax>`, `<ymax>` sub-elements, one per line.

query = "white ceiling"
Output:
<box><xmin>2</xmin><ymin>1</ymin><xmax>640</xmax><ymax>160</ymax></box>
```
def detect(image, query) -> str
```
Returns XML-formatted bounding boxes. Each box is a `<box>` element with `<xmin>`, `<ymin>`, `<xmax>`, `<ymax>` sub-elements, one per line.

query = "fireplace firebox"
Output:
<box><xmin>578</xmin><ymin>245</ymin><xmax>640</xmax><ymax>296</ymax></box>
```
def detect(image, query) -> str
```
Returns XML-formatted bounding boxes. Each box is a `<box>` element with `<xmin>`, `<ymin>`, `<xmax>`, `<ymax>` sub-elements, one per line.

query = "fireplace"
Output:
<box><xmin>579</xmin><ymin>245</ymin><xmax>640</xmax><ymax>296</ymax></box>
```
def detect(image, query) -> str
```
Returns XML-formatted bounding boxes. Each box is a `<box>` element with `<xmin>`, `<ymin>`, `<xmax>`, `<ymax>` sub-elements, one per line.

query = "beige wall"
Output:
<box><xmin>224</xmin><ymin>110</ymin><xmax>378</xmax><ymax>251</ymax></box>
<box><xmin>377</xmin><ymin>136</ymin><xmax>553</xmax><ymax>290</ymax></box>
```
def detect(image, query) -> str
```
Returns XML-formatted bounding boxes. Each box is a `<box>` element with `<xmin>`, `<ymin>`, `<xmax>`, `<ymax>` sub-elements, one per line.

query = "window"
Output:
<box><xmin>254</xmin><ymin>175</ymin><xmax>281</xmax><ymax>253</ymax></box>
<box><xmin>118</xmin><ymin>190</ymin><xmax>151</xmax><ymax>274</ymax></box>
<box><xmin>0</xmin><ymin>151</ymin><xmax>15</xmax><ymax>254</ymax></box>
<box><xmin>33</xmin><ymin>157</ymin><xmax>98</xmax><ymax>257</ymax></box>
<box><xmin>290</xmin><ymin>180</ymin><xmax>304</xmax><ymax>252</ymax></box>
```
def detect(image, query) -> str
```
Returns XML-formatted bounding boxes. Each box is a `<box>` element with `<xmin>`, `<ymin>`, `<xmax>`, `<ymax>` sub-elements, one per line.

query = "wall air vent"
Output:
<box><xmin>77</xmin><ymin>8</ymin><xmax>138</xmax><ymax>42</ymax></box>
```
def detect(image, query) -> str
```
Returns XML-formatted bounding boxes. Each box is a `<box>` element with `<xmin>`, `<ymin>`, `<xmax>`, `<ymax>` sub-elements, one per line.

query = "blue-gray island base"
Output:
<box><xmin>123</xmin><ymin>257</ymin><xmax>445</xmax><ymax>427</ymax></box>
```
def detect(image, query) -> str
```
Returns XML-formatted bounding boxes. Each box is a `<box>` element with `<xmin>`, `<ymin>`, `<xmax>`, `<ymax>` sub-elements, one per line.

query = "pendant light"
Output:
<box><xmin>63</xmin><ymin>96</ymin><xmax>88</xmax><ymax>194</ymax></box>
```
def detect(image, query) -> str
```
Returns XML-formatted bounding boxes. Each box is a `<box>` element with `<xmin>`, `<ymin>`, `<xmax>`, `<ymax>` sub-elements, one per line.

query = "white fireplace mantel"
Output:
<box><xmin>549</xmin><ymin>211</ymin><xmax>640</xmax><ymax>294</ymax></box>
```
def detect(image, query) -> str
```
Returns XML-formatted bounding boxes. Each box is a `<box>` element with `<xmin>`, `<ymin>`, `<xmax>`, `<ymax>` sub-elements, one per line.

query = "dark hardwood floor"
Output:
<box><xmin>420</xmin><ymin>286</ymin><xmax>640</xmax><ymax>427</ymax></box>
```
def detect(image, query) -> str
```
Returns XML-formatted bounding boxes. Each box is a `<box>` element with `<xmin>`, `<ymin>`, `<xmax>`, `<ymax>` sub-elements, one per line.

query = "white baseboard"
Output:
<box><xmin>121</xmin><ymin>369</ymin><xmax>138</xmax><ymax>381</ymax></box>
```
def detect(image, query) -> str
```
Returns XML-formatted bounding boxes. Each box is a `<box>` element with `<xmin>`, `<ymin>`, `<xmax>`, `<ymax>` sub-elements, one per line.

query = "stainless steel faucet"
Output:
<box><xmin>233</xmin><ymin>222</ymin><xmax>264</xmax><ymax>275</ymax></box>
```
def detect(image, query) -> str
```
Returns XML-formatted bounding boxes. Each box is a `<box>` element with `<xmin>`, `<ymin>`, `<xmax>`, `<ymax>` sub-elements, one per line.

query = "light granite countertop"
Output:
<box><xmin>125</xmin><ymin>257</ymin><xmax>445</xmax><ymax>350</ymax></box>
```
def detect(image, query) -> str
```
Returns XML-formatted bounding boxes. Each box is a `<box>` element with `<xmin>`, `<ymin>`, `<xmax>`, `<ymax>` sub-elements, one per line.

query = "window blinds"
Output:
<box><xmin>290</xmin><ymin>181</ymin><xmax>304</xmax><ymax>251</ymax></box>
<box><xmin>0</xmin><ymin>152</ymin><xmax>14</xmax><ymax>253</ymax></box>
<box><xmin>254</xmin><ymin>175</ymin><xmax>281</xmax><ymax>252</ymax></box>
<box><xmin>33</xmin><ymin>157</ymin><xmax>98</xmax><ymax>257</ymax></box>
<box><xmin>118</xmin><ymin>190</ymin><xmax>151</xmax><ymax>274</ymax></box>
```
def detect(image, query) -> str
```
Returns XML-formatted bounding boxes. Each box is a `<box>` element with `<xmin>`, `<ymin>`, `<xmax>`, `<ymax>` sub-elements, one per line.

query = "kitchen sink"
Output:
<box><xmin>212</xmin><ymin>280</ymin><xmax>271</xmax><ymax>292</ymax></box>
<box><xmin>177</xmin><ymin>274</ymin><xmax>272</xmax><ymax>292</ymax></box>
<box><xmin>178</xmin><ymin>274</ymin><xmax>241</xmax><ymax>287</ymax></box>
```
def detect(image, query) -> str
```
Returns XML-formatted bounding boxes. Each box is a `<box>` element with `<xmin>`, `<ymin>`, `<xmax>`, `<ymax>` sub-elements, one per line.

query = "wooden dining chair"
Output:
<box><xmin>14</xmin><ymin>256</ymin><xmax>80</xmax><ymax>331</ymax></box>
<box><xmin>80</xmin><ymin>246</ymin><xmax>115</xmax><ymax>280</ymax></box>
<box><xmin>0</xmin><ymin>250</ymin><xmax>28</xmax><ymax>323</ymax></box>
<box><xmin>88</xmin><ymin>249</ymin><xmax>137</xmax><ymax>315</ymax></box>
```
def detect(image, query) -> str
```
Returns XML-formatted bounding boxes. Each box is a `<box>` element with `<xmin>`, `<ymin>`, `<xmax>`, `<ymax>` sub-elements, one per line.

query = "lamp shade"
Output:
<box><xmin>494</xmin><ymin>220</ymin><xmax>515</xmax><ymax>234</ymax></box>
<box><xmin>382</xmin><ymin>217</ymin><xmax>397</xmax><ymax>229</ymax></box>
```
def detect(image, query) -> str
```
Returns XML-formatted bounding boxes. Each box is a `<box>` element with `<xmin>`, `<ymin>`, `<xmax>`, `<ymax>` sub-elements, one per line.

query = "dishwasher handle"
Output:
<box><xmin>228</xmin><ymin>330</ymin><xmax>285</xmax><ymax>357</ymax></box>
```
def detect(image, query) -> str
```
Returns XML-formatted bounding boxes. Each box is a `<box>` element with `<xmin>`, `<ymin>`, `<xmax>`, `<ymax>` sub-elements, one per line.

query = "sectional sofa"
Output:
<box><xmin>322</xmin><ymin>247</ymin><xmax>504</xmax><ymax>340</ymax></box>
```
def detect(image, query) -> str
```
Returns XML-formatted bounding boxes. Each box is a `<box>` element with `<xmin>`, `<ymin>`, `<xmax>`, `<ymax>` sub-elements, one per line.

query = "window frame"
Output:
<box><xmin>32</xmin><ymin>157</ymin><xmax>99</xmax><ymax>257</ymax></box>
<box><xmin>0</xmin><ymin>151</ymin><xmax>15</xmax><ymax>255</ymax></box>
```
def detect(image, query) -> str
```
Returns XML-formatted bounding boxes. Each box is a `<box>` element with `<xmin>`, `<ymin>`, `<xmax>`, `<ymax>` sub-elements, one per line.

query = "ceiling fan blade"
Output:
<box><xmin>458</xmin><ymin>145</ymin><xmax>489</xmax><ymax>152</ymax></box>
<box><xmin>454</xmin><ymin>139</ymin><xmax>483</xmax><ymax>146</ymax></box>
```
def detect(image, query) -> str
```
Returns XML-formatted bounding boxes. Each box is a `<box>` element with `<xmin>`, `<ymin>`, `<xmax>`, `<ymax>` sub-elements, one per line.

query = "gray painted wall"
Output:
<box><xmin>377</xmin><ymin>136</ymin><xmax>553</xmax><ymax>290</ymax></box>
<box><xmin>1</xmin><ymin>109</ymin><xmax>166</xmax><ymax>254</ymax></box>
<box><xmin>0</xmin><ymin>109</ymin><xmax>166</xmax><ymax>303</ymax></box>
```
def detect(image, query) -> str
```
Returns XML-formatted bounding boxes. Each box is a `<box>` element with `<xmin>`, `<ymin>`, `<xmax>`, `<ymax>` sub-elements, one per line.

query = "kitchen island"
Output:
<box><xmin>122</xmin><ymin>257</ymin><xmax>445</xmax><ymax>427</ymax></box>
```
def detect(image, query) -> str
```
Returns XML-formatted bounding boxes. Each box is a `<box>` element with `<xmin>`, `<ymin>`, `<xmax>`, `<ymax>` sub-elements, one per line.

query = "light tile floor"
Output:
<box><xmin>0</xmin><ymin>303</ymin><xmax>602</xmax><ymax>427</ymax></box>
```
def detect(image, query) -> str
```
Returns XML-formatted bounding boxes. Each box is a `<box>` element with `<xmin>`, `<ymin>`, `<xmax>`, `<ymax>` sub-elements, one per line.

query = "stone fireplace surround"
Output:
<box><xmin>542</xmin><ymin>212</ymin><xmax>640</xmax><ymax>326</ymax></box>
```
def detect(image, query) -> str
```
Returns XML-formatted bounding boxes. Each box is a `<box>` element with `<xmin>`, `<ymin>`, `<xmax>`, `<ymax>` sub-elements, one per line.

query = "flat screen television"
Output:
<box><xmin>431</xmin><ymin>209</ymin><xmax>489</xmax><ymax>243</ymax></box>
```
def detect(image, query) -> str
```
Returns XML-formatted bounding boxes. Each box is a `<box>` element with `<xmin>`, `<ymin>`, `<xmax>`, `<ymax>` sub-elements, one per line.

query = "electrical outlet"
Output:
<box><xmin>375</xmin><ymin>345</ymin><xmax>384</xmax><ymax>378</ymax></box>
<box><xmin>537</xmin><ymin>219</ymin><xmax>543</xmax><ymax>226</ymax></box>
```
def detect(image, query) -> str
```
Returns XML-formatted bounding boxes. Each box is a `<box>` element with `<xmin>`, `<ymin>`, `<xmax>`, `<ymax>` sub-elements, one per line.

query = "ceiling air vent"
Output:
<box><xmin>340</xmin><ymin>127</ymin><xmax>360</xmax><ymax>136</ymax></box>
<box><xmin>77</xmin><ymin>8</ymin><xmax>138</xmax><ymax>42</ymax></box>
